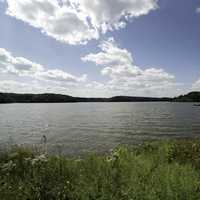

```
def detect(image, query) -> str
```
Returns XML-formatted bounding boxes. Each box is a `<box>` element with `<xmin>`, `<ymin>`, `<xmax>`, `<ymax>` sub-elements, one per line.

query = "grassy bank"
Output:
<box><xmin>1</xmin><ymin>140</ymin><xmax>200</xmax><ymax>200</ymax></box>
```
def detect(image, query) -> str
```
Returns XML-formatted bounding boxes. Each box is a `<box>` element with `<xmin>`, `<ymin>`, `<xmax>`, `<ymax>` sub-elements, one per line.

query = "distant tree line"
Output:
<box><xmin>173</xmin><ymin>92</ymin><xmax>200</xmax><ymax>102</ymax></box>
<box><xmin>0</xmin><ymin>91</ymin><xmax>199</xmax><ymax>103</ymax></box>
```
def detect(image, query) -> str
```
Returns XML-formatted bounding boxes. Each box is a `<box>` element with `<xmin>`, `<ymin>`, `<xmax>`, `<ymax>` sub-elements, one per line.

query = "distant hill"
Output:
<box><xmin>173</xmin><ymin>92</ymin><xmax>200</xmax><ymax>102</ymax></box>
<box><xmin>0</xmin><ymin>92</ymin><xmax>169</xmax><ymax>103</ymax></box>
<box><xmin>108</xmin><ymin>96</ymin><xmax>171</xmax><ymax>102</ymax></box>
<box><xmin>0</xmin><ymin>93</ymin><xmax>77</xmax><ymax>103</ymax></box>
<box><xmin>0</xmin><ymin>91</ymin><xmax>199</xmax><ymax>103</ymax></box>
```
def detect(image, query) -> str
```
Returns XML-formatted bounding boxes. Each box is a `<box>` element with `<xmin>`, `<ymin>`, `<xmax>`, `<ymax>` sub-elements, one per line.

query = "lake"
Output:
<box><xmin>0</xmin><ymin>102</ymin><xmax>200</xmax><ymax>155</ymax></box>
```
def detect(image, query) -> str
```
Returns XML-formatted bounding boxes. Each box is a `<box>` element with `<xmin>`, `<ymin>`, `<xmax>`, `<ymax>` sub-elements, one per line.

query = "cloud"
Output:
<box><xmin>0</xmin><ymin>80</ymin><xmax>40</xmax><ymax>93</ymax></box>
<box><xmin>5</xmin><ymin>0</ymin><xmax>158</xmax><ymax>45</ymax></box>
<box><xmin>0</xmin><ymin>41</ymin><xmax>184</xmax><ymax>97</ymax></box>
<box><xmin>0</xmin><ymin>48</ymin><xmax>89</xmax><ymax>96</ymax></box>
<box><xmin>82</xmin><ymin>38</ymin><xmax>180</xmax><ymax>97</ymax></box>
<box><xmin>0</xmin><ymin>48</ymin><xmax>87</xmax><ymax>85</ymax></box>
<box><xmin>192</xmin><ymin>79</ymin><xmax>200</xmax><ymax>90</ymax></box>
<box><xmin>0</xmin><ymin>48</ymin><xmax>44</xmax><ymax>77</ymax></box>
<box><xmin>75</xmin><ymin>0</ymin><xmax>158</xmax><ymax>31</ymax></box>
<box><xmin>39</xmin><ymin>69</ymin><xmax>87</xmax><ymax>85</ymax></box>
<box><xmin>196</xmin><ymin>7</ymin><xmax>200</xmax><ymax>13</ymax></box>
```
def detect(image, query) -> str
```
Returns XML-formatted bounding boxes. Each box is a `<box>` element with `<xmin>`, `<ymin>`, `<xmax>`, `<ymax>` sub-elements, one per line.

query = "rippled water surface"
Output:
<box><xmin>0</xmin><ymin>102</ymin><xmax>200</xmax><ymax>154</ymax></box>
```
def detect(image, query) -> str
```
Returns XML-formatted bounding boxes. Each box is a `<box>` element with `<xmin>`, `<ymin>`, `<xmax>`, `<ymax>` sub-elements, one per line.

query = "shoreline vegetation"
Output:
<box><xmin>0</xmin><ymin>91</ymin><xmax>200</xmax><ymax>104</ymax></box>
<box><xmin>1</xmin><ymin>139</ymin><xmax>200</xmax><ymax>199</ymax></box>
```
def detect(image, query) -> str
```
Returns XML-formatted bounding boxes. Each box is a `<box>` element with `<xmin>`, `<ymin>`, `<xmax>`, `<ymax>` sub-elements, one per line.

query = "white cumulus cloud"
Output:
<box><xmin>5</xmin><ymin>0</ymin><xmax>158</xmax><ymax>45</ymax></box>
<box><xmin>0</xmin><ymin>48</ymin><xmax>87</xmax><ymax>84</ymax></box>
<box><xmin>196</xmin><ymin>7</ymin><xmax>200</xmax><ymax>13</ymax></box>
<box><xmin>192</xmin><ymin>79</ymin><xmax>200</xmax><ymax>90</ymax></box>
<box><xmin>0</xmin><ymin>48</ymin><xmax>44</xmax><ymax>77</ymax></box>
<box><xmin>82</xmin><ymin>38</ymin><xmax>180</xmax><ymax>97</ymax></box>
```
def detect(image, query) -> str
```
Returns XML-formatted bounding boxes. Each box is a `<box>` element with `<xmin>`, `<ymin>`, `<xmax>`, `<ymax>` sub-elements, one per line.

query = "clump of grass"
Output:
<box><xmin>1</xmin><ymin>140</ymin><xmax>200</xmax><ymax>199</ymax></box>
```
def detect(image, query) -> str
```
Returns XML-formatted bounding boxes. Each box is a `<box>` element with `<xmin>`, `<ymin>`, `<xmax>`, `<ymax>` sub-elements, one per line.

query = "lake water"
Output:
<box><xmin>0</xmin><ymin>102</ymin><xmax>200</xmax><ymax>155</ymax></box>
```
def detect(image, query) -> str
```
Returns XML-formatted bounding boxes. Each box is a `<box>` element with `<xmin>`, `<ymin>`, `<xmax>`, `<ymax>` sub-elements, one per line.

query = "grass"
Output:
<box><xmin>1</xmin><ymin>140</ymin><xmax>200</xmax><ymax>199</ymax></box>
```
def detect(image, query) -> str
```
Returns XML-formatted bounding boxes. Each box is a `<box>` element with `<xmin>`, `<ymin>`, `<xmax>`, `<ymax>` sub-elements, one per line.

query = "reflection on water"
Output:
<box><xmin>0</xmin><ymin>102</ymin><xmax>200</xmax><ymax>155</ymax></box>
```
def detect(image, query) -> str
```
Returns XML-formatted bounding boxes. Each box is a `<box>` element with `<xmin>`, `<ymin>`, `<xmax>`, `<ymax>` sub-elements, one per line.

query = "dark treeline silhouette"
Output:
<box><xmin>0</xmin><ymin>91</ymin><xmax>199</xmax><ymax>104</ymax></box>
<box><xmin>173</xmin><ymin>92</ymin><xmax>200</xmax><ymax>102</ymax></box>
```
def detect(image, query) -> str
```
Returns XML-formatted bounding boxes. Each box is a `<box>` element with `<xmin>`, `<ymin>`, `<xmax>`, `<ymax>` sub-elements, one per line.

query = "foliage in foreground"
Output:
<box><xmin>1</xmin><ymin>140</ymin><xmax>200</xmax><ymax>200</ymax></box>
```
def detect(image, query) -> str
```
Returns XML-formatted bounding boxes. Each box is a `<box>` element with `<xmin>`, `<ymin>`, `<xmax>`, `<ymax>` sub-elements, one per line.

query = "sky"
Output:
<box><xmin>0</xmin><ymin>0</ymin><xmax>200</xmax><ymax>97</ymax></box>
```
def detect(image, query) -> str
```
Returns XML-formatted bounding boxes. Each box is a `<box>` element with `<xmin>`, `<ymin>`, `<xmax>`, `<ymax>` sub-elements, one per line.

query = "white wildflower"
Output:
<box><xmin>31</xmin><ymin>154</ymin><xmax>47</xmax><ymax>165</ymax></box>
<box><xmin>1</xmin><ymin>160</ymin><xmax>16</xmax><ymax>172</ymax></box>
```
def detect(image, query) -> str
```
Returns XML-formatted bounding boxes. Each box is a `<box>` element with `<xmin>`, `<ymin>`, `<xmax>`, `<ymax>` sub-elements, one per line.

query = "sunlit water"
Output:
<box><xmin>0</xmin><ymin>102</ymin><xmax>200</xmax><ymax>155</ymax></box>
